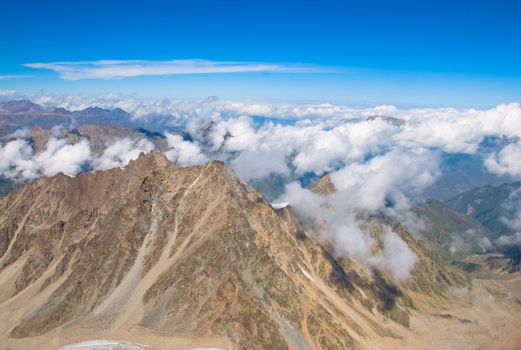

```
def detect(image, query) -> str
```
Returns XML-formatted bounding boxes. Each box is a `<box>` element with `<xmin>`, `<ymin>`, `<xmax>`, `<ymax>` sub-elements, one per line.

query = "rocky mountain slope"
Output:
<box><xmin>0</xmin><ymin>151</ymin><xmax>473</xmax><ymax>349</ymax></box>
<box><xmin>445</xmin><ymin>182</ymin><xmax>521</xmax><ymax>271</ymax></box>
<box><xmin>413</xmin><ymin>199</ymin><xmax>494</xmax><ymax>262</ymax></box>
<box><xmin>0</xmin><ymin>124</ymin><xmax>169</xmax><ymax>198</ymax></box>
<box><xmin>446</xmin><ymin>182</ymin><xmax>521</xmax><ymax>237</ymax></box>
<box><xmin>308</xmin><ymin>175</ymin><xmax>337</xmax><ymax>196</ymax></box>
<box><xmin>23</xmin><ymin>124</ymin><xmax>168</xmax><ymax>155</ymax></box>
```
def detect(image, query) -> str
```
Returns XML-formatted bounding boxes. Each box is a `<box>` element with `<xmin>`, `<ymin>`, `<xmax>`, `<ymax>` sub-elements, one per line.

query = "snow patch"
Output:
<box><xmin>270</xmin><ymin>202</ymin><xmax>289</xmax><ymax>210</ymax></box>
<box><xmin>301</xmin><ymin>268</ymin><xmax>314</xmax><ymax>282</ymax></box>
<box><xmin>184</xmin><ymin>173</ymin><xmax>203</xmax><ymax>196</ymax></box>
<box><xmin>58</xmin><ymin>339</ymin><xmax>147</xmax><ymax>350</ymax></box>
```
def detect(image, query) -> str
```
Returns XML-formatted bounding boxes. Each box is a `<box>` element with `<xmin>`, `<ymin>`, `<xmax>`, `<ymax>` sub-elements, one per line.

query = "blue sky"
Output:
<box><xmin>1</xmin><ymin>0</ymin><xmax>520</xmax><ymax>107</ymax></box>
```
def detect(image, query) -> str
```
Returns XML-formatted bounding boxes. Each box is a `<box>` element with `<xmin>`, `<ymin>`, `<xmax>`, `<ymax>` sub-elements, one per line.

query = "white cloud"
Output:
<box><xmin>36</xmin><ymin>138</ymin><xmax>92</xmax><ymax>176</ymax></box>
<box><xmin>231</xmin><ymin>148</ymin><xmax>290</xmax><ymax>181</ymax></box>
<box><xmin>280</xmin><ymin>178</ymin><xmax>419</xmax><ymax>281</ymax></box>
<box><xmin>222</xmin><ymin>116</ymin><xmax>259</xmax><ymax>151</ymax></box>
<box><xmin>0</xmin><ymin>137</ymin><xmax>91</xmax><ymax>180</ymax></box>
<box><xmin>499</xmin><ymin>188</ymin><xmax>521</xmax><ymax>233</ymax></box>
<box><xmin>381</xmin><ymin>227</ymin><xmax>417</xmax><ymax>281</ymax></box>
<box><xmin>24</xmin><ymin>59</ymin><xmax>331</xmax><ymax>80</ymax></box>
<box><xmin>485</xmin><ymin>141</ymin><xmax>521</xmax><ymax>177</ymax></box>
<box><xmin>164</xmin><ymin>133</ymin><xmax>208</xmax><ymax>166</ymax></box>
<box><xmin>0</xmin><ymin>75</ymin><xmax>31</xmax><ymax>80</ymax></box>
<box><xmin>0</xmin><ymin>134</ymin><xmax>155</xmax><ymax>180</ymax></box>
<box><xmin>24</xmin><ymin>94</ymin><xmax>521</xmax><ymax>160</ymax></box>
<box><xmin>0</xmin><ymin>139</ymin><xmax>39</xmax><ymax>180</ymax></box>
<box><xmin>0</xmin><ymin>89</ymin><xmax>17</xmax><ymax>96</ymax></box>
<box><xmin>94</xmin><ymin>138</ymin><xmax>155</xmax><ymax>170</ymax></box>
<box><xmin>21</xmin><ymin>94</ymin><xmax>519</xmax><ymax>187</ymax></box>
<box><xmin>496</xmin><ymin>232</ymin><xmax>521</xmax><ymax>247</ymax></box>
<box><xmin>277</xmin><ymin>148</ymin><xmax>438</xmax><ymax>280</ymax></box>
<box><xmin>329</xmin><ymin>148</ymin><xmax>440</xmax><ymax>212</ymax></box>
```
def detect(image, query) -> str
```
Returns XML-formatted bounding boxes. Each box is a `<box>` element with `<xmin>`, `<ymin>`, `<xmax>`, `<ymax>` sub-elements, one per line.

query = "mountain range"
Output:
<box><xmin>446</xmin><ymin>181</ymin><xmax>521</xmax><ymax>237</ymax></box>
<box><xmin>0</xmin><ymin>151</ymin><xmax>472</xmax><ymax>349</ymax></box>
<box><xmin>0</xmin><ymin>100</ymin><xmax>520</xmax><ymax>349</ymax></box>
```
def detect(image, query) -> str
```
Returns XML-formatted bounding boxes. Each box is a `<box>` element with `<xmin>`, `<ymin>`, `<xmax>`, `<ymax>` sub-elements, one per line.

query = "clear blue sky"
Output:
<box><xmin>1</xmin><ymin>0</ymin><xmax>520</xmax><ymax>107</ymax></box>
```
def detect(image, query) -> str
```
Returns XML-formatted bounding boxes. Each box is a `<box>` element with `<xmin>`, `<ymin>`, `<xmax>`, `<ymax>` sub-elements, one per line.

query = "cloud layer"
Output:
<box><xmin>0</xmin><ymin>137</ymin><xmax>91</xmax><ymax>179</ymax></box>
<box><xmin>277</xmin><ymin>148</ymin><xmax>436</xmax><ymax>281</ymax></box>
<box><xmin>1</xmin><ymin>135</ymin><xmax>154</xmax><ymax>180</ymax></box>
<box><xmin>3</xmin><ymin>95</ymin><xmax>521</xmax><ymax>280</ymax></box>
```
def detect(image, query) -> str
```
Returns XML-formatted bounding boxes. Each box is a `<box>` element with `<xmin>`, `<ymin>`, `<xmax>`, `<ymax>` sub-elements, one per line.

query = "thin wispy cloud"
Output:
<box><xmin>0</xmin><ymin>89</ymin><xmax>17</xmax><ymax>96</ymax></box>
<box><xmin>0</xmin><ymin>74</ymin><xmax>32</xmax><ymax>80</ymax></box>
<box><xmin>24</xmin><ymin>59</ymin><xmax>335</xmax><ymax>80</ymax></box>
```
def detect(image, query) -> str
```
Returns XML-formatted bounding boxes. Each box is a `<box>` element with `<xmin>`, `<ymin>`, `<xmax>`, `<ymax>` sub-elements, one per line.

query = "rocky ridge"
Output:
<box><xmin>0</xmin><ymin>152</ymin><xmax>467</xmax><ymax>349</ymax></box>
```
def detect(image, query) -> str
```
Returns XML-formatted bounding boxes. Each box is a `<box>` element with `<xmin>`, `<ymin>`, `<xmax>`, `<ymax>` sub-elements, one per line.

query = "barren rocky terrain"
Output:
<box><xmin>0</xmin><ymin>152</ymin><xmax>519</xmax><ymax>349</ymax></box>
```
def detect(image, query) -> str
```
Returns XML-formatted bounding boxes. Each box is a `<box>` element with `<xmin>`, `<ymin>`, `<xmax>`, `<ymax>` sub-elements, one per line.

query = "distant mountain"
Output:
<box><xmin>446</xmin><ymin>182</ymin><xmax>521</xmax><ymax>272</ymax></box>
<box><xmin>366</xmin><ymin>115</ymin><xmax>406</xmax><ymax>127</ymax></box>
<box><xmin>0</xmin><ymin>100</ymin><xmax>136</xmax><ymax>136</ymax></box>
<box><xmin>446</xmin><ymin>182</ymin><xmax>521</xmax><ymax>238</ymax></box>
<box><xmin>413</xmin><ymin>199</ymin><xmax>494</xmax><ymax>262</ymax></box>
<box><xmin>424</xmin><ymin>152</ymin><xmax>516</xmax><ymax>201</ymax></box>
<box><xmin>0</xmin><ymin>100</ymin><xmax>43</xmax><ymax>114</ymax></box>
<box><xmin>308</xmin><ymin>177</ymin><xmax>494</xmax><ymax>263</ymax></box>
<box><xmin>66</xmin><ymin>124</ymin><xmax>167</xmax><ymax>154</ymax></box>
<box><xmin>0</xmin><ymin>152</ymin><xmax>466</xmax><ymax>349</ymax></box>
<box><xmin>0</xmin><ymin>123</ymin><xmax>170</xmax><ymax>197</ymax></box>
<box><xmin>76</xmin><ymin>106</ymin><xmax>131</xmax><ymax>124</ymax></box>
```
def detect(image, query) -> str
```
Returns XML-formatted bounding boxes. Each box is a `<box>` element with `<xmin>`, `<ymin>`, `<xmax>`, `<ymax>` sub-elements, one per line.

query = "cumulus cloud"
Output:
<box><xmin>24</xmin><ymin>59</ymin><xmax>331</xmax><ymax>80</ymax></box>
<box><xmin>231</xmin><ymin>148</ymin><xmax>290</xmax><ymax>181</ymax></box>
<box><xmin>496</xmin><ymin>232</ymin><xmax>521</xmax><ymax>248</ymax></box>
<box><xmin>381</xmin><ymin>227</ymin><xmax>417</xmax><ymax>281</ymax></box>
<box><xmin>498</xmin><ymin>188</ymin><xmax>521</xmax><ymax>243</ymax></box>
<box><xmin>0</xmin><ymin>139</ymin><xmax>39</xmax><ymax>179</ymax></box>
<box><xmin>23</xmin><ymin>93</ymin><xmax>521</xmax><ymax>158</ymax></box>
<box><xmin>164</xmin><ymin>133</ymin><xmax>208</xmax><ymax>166</ymax></box>
<box><xmin>0</xmin><ymin>89</ymin><xmax>17</xmax><ymax>96</ymax></box>
<box><xmin>0</xmin><ymin>137</ymin><xmax>91</xmax><ymax>180</ymax></box>
<box><xmin>277</xmin><ymin>147</ymin><xmax>438</xmax><ymax>281</ymax></box>
<box><xmin>281</xmin><ymin>178</ymin><xmax>418</xmax><ymax>281</ymax></box>
<box><xmin>36</xmin><ymin>138</ymin><xmax>92</xmax><ymax>176</ymax></box>
<box><xmin>485</xmin><ymin>141</ymin><xmax>521</xmax><ymax>176</ymax></box>
<box><xmin>329</xmin><ymin>148</ymin><xmax>440</xmax><ymax>212</ymax></box>
<box><xmin>0</xmin><ymin>132</ymin><xmax>158</xmax><ymax>180</ymax></box>
<box><xmin>94</xmin><ymin>138</ymin><xmax>155</xmax><ymax>170</ymax></box>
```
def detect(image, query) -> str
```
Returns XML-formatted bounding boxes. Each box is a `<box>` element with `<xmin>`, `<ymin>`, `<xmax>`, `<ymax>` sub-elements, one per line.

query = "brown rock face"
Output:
<box><xmin>308</xmin><ymin>174</ymin><xmax>467</xmax><ymax>327</ymax></box>
<box><xmin>309</xmin><ymin>175</ymin><xmax>337</xmax><ymax>196</ymax></box>
<box><xmin>0</xmin><ymin>151</ymin><xmax>464</xmax><ymax>349</ymax></box>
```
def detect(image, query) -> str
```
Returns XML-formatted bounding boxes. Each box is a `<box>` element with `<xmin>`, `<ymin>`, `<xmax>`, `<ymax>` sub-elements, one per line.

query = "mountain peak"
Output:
<box><xmin>0</xmin><ymin>99</ymin><xmax>43</xmax><ymax>114</ymax></box>
<box><xmin>82</xmin><ymin>106</ymin><xmax>108</xmax><ymax>113</ymax></box>
<box><xmin>129</xmin><ymin>150</ymin><xmax>172</xmax><ymax>169</ymax></box>
<box><xmin>309</xmin><ymin>175</ymin><xmax>337</xmax><ymax>195</ymax></box>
